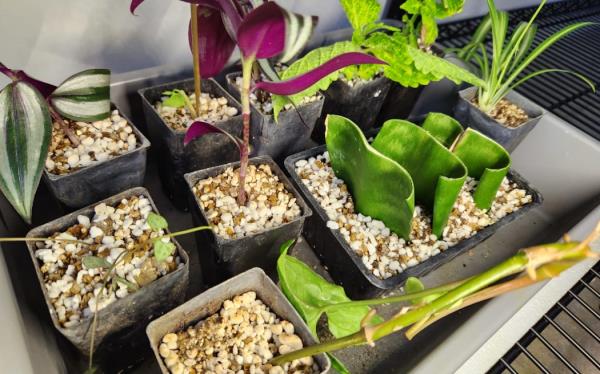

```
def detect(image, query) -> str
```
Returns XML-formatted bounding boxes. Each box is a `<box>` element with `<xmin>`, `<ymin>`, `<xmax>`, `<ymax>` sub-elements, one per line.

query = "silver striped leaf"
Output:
<box><xmin>50</xmin><ymin>69</ymin><xmax>111</xmax><ymax>122</ymax></box>
<box><xmin>278</xmin><ymin>10</ymin><xmax>317</xmax><ymax>63</ymax></box>
<box><xmin>0</xmin><ymin>81</ymin><xmax>51</xmax><ymax>223</ymax></box>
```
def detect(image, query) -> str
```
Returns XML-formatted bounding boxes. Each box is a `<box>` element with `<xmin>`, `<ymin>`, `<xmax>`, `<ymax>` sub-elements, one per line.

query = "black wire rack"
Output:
<box><xmin>436</xmin><ymin>0</ymin><xmax>600</xmax><ymax>142</ymax></box>
<box><xmin>489</xmin><ymin>260</ymin><xmax>600</xmax><ymax>374</ymax></box>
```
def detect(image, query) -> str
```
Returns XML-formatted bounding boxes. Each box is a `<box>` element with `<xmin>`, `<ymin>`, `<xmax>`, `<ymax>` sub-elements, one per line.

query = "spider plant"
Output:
<box><xmin>472</xmin><ymin>0</ymin><xmax>595</xmax><ymax>114</ymax></box>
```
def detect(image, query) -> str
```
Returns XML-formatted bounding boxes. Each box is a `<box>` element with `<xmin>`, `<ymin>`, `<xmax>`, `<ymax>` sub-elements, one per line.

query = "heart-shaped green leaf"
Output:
<box><xmin>0</xmin><ymin>81</ymin><xmax>51</xmax><ymax>223</ymax></box>
<box><xmin>326</xmin><ymin>114</ymin><xmax>415</xmax><ymax>239</ymax></box>
<box><xmin>372</xmin><ymin>119</ymin><xmax>467</xmax><ymax>237</ymax></box>
<box><xmin>147</xmin><ymin>212</ymin><xmax>168</xmax><ymax>231</ymax></box>
<box><xmin>50</xmin><ymin>69</ymin><xmax>111</xmax><ymax>122</ymax></box>
<box><xmin>153</xmin><ymin>239</ymin><xmax>176</xmax><ymax>262</ymax></box>
<box><xmin>277</xmin><ymin>240</ymin><xmax>381</xmax><ymax>339</ymax></box>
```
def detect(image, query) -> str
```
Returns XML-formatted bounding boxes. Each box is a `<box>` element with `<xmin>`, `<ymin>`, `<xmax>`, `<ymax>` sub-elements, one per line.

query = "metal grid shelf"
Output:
<box><xmin>437</xmin><ymin>0</ymin><xmax>600</xmax><ymax>142</ymax></box>
<box><xmin>490</xmin><ymin>261</ymin><xmax>600</xmax><ymax>374</ymax></box>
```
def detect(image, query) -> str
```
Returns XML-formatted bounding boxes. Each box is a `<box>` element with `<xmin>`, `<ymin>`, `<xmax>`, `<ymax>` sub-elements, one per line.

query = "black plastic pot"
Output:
<box><xmin>147</xmin><ymin>267</ymin><xmax>331</xmax><ymax>373</ymax></box>
<box><xmin>284</xmin><ymin>145</ymin><xmax>543</xmax><ymax>299</ymax></box>
<box><xmin>312</xmin><ymin>76</ymin><xmax>392</xmax><ymax>143</ymax></box>
<box><xmin>138</xmin><ymin>78</ymin><xmax>243</xmax><ymax>210</ymax></box>
<box><xmin>25</xmin><ymin>187</ymin><xmax>189</xmax><ymax>357</ymax></box>
<box><xmin>43</xmin><ymin>106</ymin><xmax>150</xmax><ymax>209</ymax></box>
<box><xmin>226</xmin><ymin>72</ymin><xmax>324</xmax><ymax>163</ymax></box>
<box><xmin>455</xmin><ymin>86</ymin><xmax>545</xmax><ymax>152</ymax></box>
<box><xmin>376</xmin><ymin>84</ymin><xmax>424</xmax><ymax>123</ymax></box>
<box><xmin>184</xmin><ymin>155</ymin><xmax>311</xmax><ymax>285</ymax></box>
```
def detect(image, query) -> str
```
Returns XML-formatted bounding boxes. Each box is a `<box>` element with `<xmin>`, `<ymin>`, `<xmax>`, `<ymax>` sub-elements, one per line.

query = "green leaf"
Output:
<box><xmin>277</xmin><ymin>240</ymin><xmax>380</xmax><ymax>339</ymax></box>
<box><xmin>405</xmin><ymin>276</ymin><xmax>441</xmax><ymax>304</ymax></box>
<box><xmin>114</xmin><ymin>275</ymin><xmax>139</xmax><ymax>292</ymax></box>
<box><xmin>153</xmin><ymin>239</ymin><xmax>176</xmax><ymax>262</ymax></box>
<box><xmin>50</xmin><ymin>69</ymin><xmax>111</xmax><ymax>122</ymax></box>
<box><xmin>272</xmin><ymin>41</ymin><xmax>360</xmax><ymax>120</ymax></box>
<box><xmin>328</xmin><ymin>353</ymin><xmax>351</xmax><ymax>374</ymax></box>
<box><xmin>326</xmin><ymin>115</ymin><xmax>415</xmax><ymax>239</ymax></box>
<box><xmin>147</xmin><ymin>211</ymin><xmax>168</xmax><ymax>231</ymax></box>
<box><xmin>340</xmin><ymin>0</ymin><xmax>381</xmax><ymax>40</ymax></box>
<box><xmin>372</xmin><ymin>118</ymin><xmax>467</xmax><ymax>236</ymax></box>
<box><xmin>82</xmin><ymin>255</ymin><xmax>112</xmax><ymax>269</ymax></box>
<box><xmin>0</xmin><ymin>81</ymin><xmax>51</xmax><ymax>223</ymax></box>
<box><xmin>422</xmin><ymin>112</ymin><xmax>464</xmax><ymax>148</ymax></box>
<box><xmin>407</xmin><ymin>45</ymin><xmax>485</xmax><ymax>87</ymax></box>
<box><xmin>457</xmin><ymin>14</ymin><xmax>491</xmax><ymax>61</ymax></box>
<box><xmin>452</xmin><ymin>129</ymin><xmax>511</xmax><ymax>210</ymax></box>
<box><xmin>161</xmin><ymin>89</ymin><xmax>188</xmax><ymax>108</ymax></box>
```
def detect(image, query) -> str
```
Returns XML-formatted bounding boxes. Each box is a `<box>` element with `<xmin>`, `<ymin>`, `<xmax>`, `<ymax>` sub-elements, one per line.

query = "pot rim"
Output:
<box><xmin>146</xmin><ymin>267</ymin><xmax>331</xmax><ymax>374</ymax></box>
<box><xmin>137</xmin><ymin>77</ymin><xmax>243</xmax><ymax>136</ymax></box>
<box><xmin>25</xmin><ymin>187</ymin><xmax>189</xmax><ymax>338</ymax></box>
<box><xmin>458</xmin><ymin>86</ymin><xmax>546</xmax><ymax>130</ymax></box>
<box><xmin>284</xmin><ymin>144</ymin><xmax>543</xmax><ymax>290</ymax></box>
<box><xmin>43</xmin><ymin>103</ymin><xmax>151</xmax><ymax>181</ymax></box>
<box><xmin>184</xmin><ymin>155</ymin><xmax>312</xmax><ymax>245</ymax></box>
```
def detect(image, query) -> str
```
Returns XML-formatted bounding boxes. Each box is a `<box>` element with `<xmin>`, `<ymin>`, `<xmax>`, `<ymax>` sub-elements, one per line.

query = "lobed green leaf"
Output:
<box><xmin>153</xmin><ymin>239</ymin><xmax>176</xmax><ymax>262</ymax></box>
<box><xmin>147</xmin><ymin>212</ymin><xmax>169</xmax><ymax>231</ymax></box>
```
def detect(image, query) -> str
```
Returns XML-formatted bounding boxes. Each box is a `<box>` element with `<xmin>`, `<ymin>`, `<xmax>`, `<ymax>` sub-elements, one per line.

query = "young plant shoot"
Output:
<box><xmin>464</xmin><ymin>0</ymin><xmax>595</xmax><ymax>114</ymax></box>
<box><xmin>273</xmin><ymin>224</ymin><xmax>600</xmax><ymax>367</ymax></box>
<box><xmin>0</xmin><ymin>63</ymin><xmax>110</xmax><ymax>223</ymax></box>
<box><xmin>183</xmin><ymin>2</ymin><xmax>386</xmax><ymax>205</ymax></box>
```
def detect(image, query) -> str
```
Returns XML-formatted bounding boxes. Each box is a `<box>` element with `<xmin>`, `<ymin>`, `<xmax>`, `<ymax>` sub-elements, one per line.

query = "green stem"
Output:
<box><xmin>271</xmin><ymin>331</ymin><xmax>365</xmax><ymax>365</ymax></box>
<box><xmin>157</xmin><ymin>225</ymin><xmax>212</xmax><ymax>239</ymax></box>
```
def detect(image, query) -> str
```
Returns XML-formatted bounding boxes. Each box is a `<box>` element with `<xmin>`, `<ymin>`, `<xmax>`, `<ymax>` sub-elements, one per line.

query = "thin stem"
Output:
<box><xmin>190</xmin><ymin>4</ymin><xmax>202</xmax><ymax>114</ymax></box>
<box><xmin>237</xmin><ymin>57</ymin><xmax>253</xmax><ymax>206</ymax></box>
<box><xmin>156</xmin><ymin>225</ymin><xmax>212</xmax><ymax>240</ymax></box>
<box><xmin>49</xmin><ymin>105</ymin><xmax>80</xmax><ymax>146</ymax></box>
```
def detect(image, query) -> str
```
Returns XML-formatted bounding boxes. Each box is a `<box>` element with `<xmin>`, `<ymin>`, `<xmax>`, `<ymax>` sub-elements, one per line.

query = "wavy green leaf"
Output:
<box><xmin>340</xmin><ymin>0</ymin><xmax>381</xmax><ymax>42</ymax></box>
<box><xmin>277</xmin><ymin>240</ymin><xmax>381</xmax><ymax>338</ymax></box>
<box><xmin>422</xmin><ymin>112</ymin><xmax>464</xmax><ymax>148</ymax></box>
<box><xmin>452</xmin><ymin>129</ymin><xmax>511</xmax><ymax>210</ymax></box>
<box><xmin>407</xmin><ymin>45</ymin><xmax>485</xmax><ymax>87</ymax></box>
<box><xmin>326</xmin><ymin>115</ymin><xmax>415</xmax><ymax>238</ymax></box>
<box><xmin>0</xmin><ymin>81</ymin><xmax>51</xmax><ymax>223</ymax></box>
<box><xmin>50</xmin><ymin>69</ymin><xmax>111</xmax><ymax>122</ymax></box>
<box><xmin>272</xmin><ymin>41</ymin><xmax>360</xmax><ymax>120</ymax></box>
<box><xmin>372</xmin><ymin>119</ymin><xmax>467</xmax><ymax>236</ymax></box>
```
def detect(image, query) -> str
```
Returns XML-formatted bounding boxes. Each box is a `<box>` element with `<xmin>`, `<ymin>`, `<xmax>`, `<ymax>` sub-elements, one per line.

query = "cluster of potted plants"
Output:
<box><xmin>0</xmin><ymin>0</ymin><xmax>597</xmax><ymax>372</ymax></box>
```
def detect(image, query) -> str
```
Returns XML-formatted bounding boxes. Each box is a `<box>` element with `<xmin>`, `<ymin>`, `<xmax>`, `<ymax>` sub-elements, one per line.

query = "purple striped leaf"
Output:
<box><xmin>184</xmin><ymin>121</ymin><xmax>244</xmax><ymax>158</ymax></box>
<box><xmin>0</xmin><ymin>62</ymin><xmax>56</xmax><ymax>98</ymax></box>
<box><xmin>255</xmin><ymin>52</ymin><xmax>387</xmax><ymax>95</ymax></box>
<box><xmin>237</xmin><ymin>2</ymin><xmax>285</xmax><ymax>59</ymax></box>
<box><xmin>188</xmin><ymin>6</ymin><xmax>236</xmax><ymax>77</ymax></box>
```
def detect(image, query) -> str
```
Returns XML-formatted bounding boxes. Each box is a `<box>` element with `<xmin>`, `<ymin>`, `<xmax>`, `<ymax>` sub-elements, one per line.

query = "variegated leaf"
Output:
<box><xmin>278</xmin><ymin>9</ymin><xmax>317</xmax><ymax>63</ymax></box>
<box><xmin>0</xmin><ymin>81</ymin><xmax>51</xmax><ymax>223</ymax></box>
<box><xmin>50</xmin><ymin>69</ymin><xmax>111</xmax><ymax>122</ymax></box>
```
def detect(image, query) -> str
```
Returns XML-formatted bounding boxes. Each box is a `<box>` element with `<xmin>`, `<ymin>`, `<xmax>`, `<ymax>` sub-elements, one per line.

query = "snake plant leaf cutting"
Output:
<box><xmin>49</xmin><ymin>69</ymin><xmax>111</xmax><ymax>122</ymax></box>
<box><xmin>421</xmin><ymin>113</ymin><xmax>511</xmax><ymax>210</ymax></box>
<box><xmin>277</xmin><ymin>240</ymin><xmax>382</xmax><ymax>339</ymax></box>
<box><xmin>371</xmin><ymin>119</ymin><xmax>467</xmax><ymax>237</ymax></box>
<box><xmin>0</xmin><ymin>81</ymin><xmax>51</xmax><ymax>223</ymax></box>
<box><xmin>325</xmin><ymin>115</ymin><xmax>415</xmax><ymax>239</ymax></box>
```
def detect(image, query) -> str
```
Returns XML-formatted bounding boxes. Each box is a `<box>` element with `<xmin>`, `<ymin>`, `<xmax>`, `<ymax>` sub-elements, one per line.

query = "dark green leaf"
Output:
<box><xmin>372</xmin><ymin>118</ymin><xmax>467</xmax><ymax>236</ymax></box>
<box><xmin>82</xmin><ymin>255</ymin><xmax>112</xmax><ymax>269</ymax></box>
<box><xmin>0</xmin><ymin>81</ymin><xmax>51</xmax><ymax>223</ymax></box>
<box><xmin>421</xmin><ymin>112</ymin><xmax>464</xmax><ymax>148</ymax></box>
<box><xmin>153</xmin><ymin>239</ymin><xmax>176</xmax><ymax>262</ymax></box>
<box><xmin>326</xmin><ymin>115</ymin><xmax>415</xmax><ymax>239</ymax></box>
<box><xmin>147</xmin><ymin>212</ymin><xmax>168</xmax><ymax>231</ymax></box>
<box><xmin>50</xmin><ymin>69</ymin><xmax>111</xmax><ymax>122</ymax></box>
<box><xmin>407</xmin><ymin>45</ymin><xmax>485</xmax><ymax>87</ymax></box>
<box><xmin>277</xmin><ymin>240</ymin><xmax>380</xmax><ymax>339</ymax></box>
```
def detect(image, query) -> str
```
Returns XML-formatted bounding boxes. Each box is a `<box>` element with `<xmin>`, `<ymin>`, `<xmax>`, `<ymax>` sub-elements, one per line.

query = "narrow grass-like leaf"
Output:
<box><xmin>326</xmin><ymin>115</ymin><xmax>414</xmax><ymax>239</ymax></box>
<box><xmin>372</xmin><ymin>119</ymin><xmax>467</xmax><ymax>236</ymax></box>
<box><xmin>50</xmin><ymin>69</ymin><xmax>111</xmax><ymax>122</ymax></box>
<box><xmin>508</xmin><ymin>68</ymin><xmax>595</xmax><ymax>93</ymax></box>
<box><xmin>457</xmin><ymin>15</ymin><xmax>491</xmax><ymax>61</ymax></box>
<box><xmin>114</xmin><ymin>275</ymin><xmax>139</xmax><ymax>292</ymax></box>
<box><xmin>0</xmin><ymin>81</ymin><xmax>51</xmax><ymax>223</ymax></box>
<box><xmin>82</xmin><ymin>255</ymin><xmax>112</xmax><ymax>269</ymax></box>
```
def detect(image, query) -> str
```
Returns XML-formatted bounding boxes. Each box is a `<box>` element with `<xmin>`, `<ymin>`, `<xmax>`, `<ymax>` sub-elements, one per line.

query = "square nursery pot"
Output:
<box><xmin>147</xmin><ymin>267</ymin><xmax>331</xmax><ymax>373</ymax></box>
<box><xmin>138</xmin><ymin>78</ymin><xmax>243</xmax><ymax>210</ymax></box>
<box><xmin>25</xmin><ymin>187</ymin><xmax>189</xmax><ymax>361</ymax></box>
<box><xmin>375</xmin><ymin>84</ymin><xmax>424</xmax><ymax>123</ymax></box>
<box><xmin>43</xmin><ymin>104</ymin><xmax>150</xmax><ymax>209</ymax></box>
<box><xmin>285</xmin><ymin>145</ymin><xmax>543</xmax><ymax>299</ymax></box>
<box><xmin>455</xmin><ymin>86</ymin><xmax>545</xmax><ymax>152</ymax></box>
<box><xmin>184</xmin><ymin>155</ymin><xmax>311</xmax><ymax>285</ymax></box>
<box><xmin>226</xmin><ymin>72</ymin><xmax>324</xmax><ymax>163</ymax></box>
<box><xmin>312</xmin><ymin>75</ymin><xmax>392</xmax><ymax>143</ymax></box>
